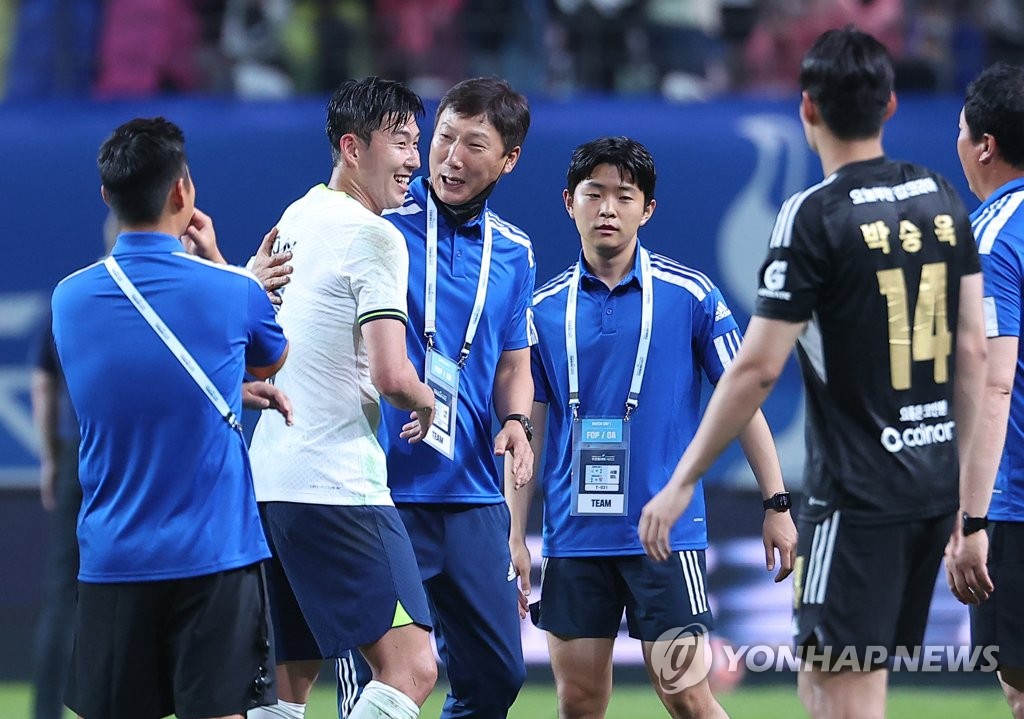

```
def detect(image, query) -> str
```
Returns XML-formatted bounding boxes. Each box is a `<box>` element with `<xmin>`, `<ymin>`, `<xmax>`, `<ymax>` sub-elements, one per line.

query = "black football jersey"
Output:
<box><xmin>755</xmin><ymin>157</ymin><xmax>980</xmax><ymax>523</ymax></box>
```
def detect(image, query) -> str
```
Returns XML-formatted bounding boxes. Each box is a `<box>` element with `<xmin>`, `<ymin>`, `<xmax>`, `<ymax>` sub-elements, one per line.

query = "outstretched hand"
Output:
<box><xmin>243</xmin><ymin>381</ymin><xmax>293</xmax><ymax>426</ymax></box>
<box><xmin>250</xmin><ymin>227</ymin><xmax>292</xmax><ymax>305</ymax></box>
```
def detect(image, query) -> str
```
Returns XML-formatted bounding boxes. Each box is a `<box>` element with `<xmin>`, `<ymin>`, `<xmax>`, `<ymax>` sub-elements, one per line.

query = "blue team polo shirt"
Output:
<box><xmin>381</xmin><ymin>177</ymin><xmax>536</xmax><ymax>503</ymax></box>
<box><xmin>973</xmin><ymin>177</ymin><xmax>1024</xmax><ymax>522</ymax></box>
<box><xmin>531</xmin><ymin>244</ymin><xmax>743</xmax><ymax>556</ymax></box>
<box><xmin>52</xmin><ymin>232</ymin><xmax>287</xmax><ymax>582</ymax></box>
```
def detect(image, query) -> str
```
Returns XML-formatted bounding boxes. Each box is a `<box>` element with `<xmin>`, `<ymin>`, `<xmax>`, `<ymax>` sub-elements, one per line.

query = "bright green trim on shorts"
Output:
<box><xmin>392</xmin><ymin>600</ymin><xmax>414</xmax><ymax>628</ymax></box>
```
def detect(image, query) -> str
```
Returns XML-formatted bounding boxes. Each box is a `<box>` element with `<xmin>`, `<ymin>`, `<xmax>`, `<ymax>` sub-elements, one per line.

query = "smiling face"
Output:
<box><xmin>429</xmin><ymin>109</ymin><xmax>519</xmax><ymax>206</ymax></box>
<box><xmin>565</xmin><ymin>163</ymin><xmax>655</xmax><ymax>259</ymax></box>
<box><xmin>356</xmin><ymin>114</ymin><xmax>421</xmax><ymax>213</ymax></box>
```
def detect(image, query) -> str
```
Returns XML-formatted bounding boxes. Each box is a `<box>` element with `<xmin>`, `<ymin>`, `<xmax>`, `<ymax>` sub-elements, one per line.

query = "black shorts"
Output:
<box><xmin>261</xmin><ymin>502</ymin><xmax>432</xmax><ymax>661</ymax></box>
<box><xmin>793</xmin><ymin>510</ymin><xmax>953</xmax><ymax>670</ymax></box>
<box><xmin>65</xmin><ymin>563</ymin><xmax>274</xmax><ymax>719</ymax></box>
<box><xmin>971</xmin><ymin>520</ymin><xmax>1024</xmax><ymax>669</ymax></box>
<box><xmin>530</xmin><ymin>552</ymin><xmax>714</xmax><ymax>641</ymax></box>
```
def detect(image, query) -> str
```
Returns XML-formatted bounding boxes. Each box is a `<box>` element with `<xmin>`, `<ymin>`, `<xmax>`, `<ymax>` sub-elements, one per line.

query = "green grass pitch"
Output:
<box><xmin>0</xmin><ymin>683</ymin><xmax>1010</xmax><ymax>718</ymax></box>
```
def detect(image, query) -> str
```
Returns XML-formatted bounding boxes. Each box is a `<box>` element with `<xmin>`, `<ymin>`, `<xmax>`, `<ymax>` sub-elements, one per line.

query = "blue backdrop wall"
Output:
<box><xmin>0</xmin><ymin>95</ymin><xmax>979</xmax><ymax>679</ymax></box>
<box><xmin>1</xmin><ymin>95</ymin><xmax>971</xmax><ymax>488</ymax></box>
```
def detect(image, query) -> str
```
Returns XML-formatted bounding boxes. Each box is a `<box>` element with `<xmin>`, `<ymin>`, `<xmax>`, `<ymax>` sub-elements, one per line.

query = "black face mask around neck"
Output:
<box><xmin>428</xmin><ymin>179</ymin><xmax>499</xmax><ymax>227</ymax></box>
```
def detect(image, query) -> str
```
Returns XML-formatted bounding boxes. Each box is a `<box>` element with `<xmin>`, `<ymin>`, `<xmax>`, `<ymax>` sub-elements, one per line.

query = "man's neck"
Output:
<box><xmin>976</xmin><ymin>167</ymin><xmax>1024</xmax><ymax>203</ymax></box>
<box><xmin>120</xmin><ymin>218</ymin><xmax>185</xmax><ymax>239</ymax></box>
<box><xmin>329</xmin><ymin>169</ymin><xmax>378</xmax><ymax>215</ymax></box>
<box><xmin>582</xmin><ymin>240</ymin><xmax>637</xmax><ymax>290</ymax></box>
<box><xmin>428</xmin><ymin>181</ymin><xmax>493</xmax><ymax>227</ymax></box>
<box><xmin>817</xmin><ymin>137</ymin><xmax>885</xmax><ymax>177</ymax></box>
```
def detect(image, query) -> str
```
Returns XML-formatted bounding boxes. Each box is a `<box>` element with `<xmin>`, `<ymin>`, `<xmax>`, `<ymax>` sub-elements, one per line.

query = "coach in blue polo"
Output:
<box><xmin>52</xmin><ymin>117</ymin><xmax>289</xmax><ymax>719</ymax></box>
<box><xmin>512</xmin><ymin>137</ymin><xmax>797</xmax><ymax>718</ymax></box>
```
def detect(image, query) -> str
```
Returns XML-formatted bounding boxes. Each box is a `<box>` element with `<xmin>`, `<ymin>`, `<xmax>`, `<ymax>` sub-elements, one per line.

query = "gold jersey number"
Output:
<box><xmin>876</xmin><ymin>262</ymin><xmax>952</xmax><ymax>390</ymax></box>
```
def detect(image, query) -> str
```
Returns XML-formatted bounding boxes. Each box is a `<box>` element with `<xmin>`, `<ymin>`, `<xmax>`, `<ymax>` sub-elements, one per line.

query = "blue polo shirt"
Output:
<box><xmin>381</xmin><ymin>177</ymin><xmax>536</xmax><ymax>503</ymax></box>
<box><xmin>973</xmin><ymin>177</ymin><xmax>1024</xmax><ymax>522</ymax></box>
<box><xmin>52</xmin><ymin>232</ymin><xmax>287</xmax><ymax>583</ymax></box>
<box><xmin>531</xmin><ymin>244</ymin><xmax>743</xmax><ymax>556</ymax></box>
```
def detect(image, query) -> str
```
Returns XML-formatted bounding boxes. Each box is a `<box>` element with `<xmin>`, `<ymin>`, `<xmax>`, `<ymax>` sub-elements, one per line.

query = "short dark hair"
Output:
<box><xmin>326</xmin><ymin>76</ymin><xmax>425</xmax><ymax>164</ymax></box>
<box><xmin>964</xmin><ymin>62</ymin><xmax>1024</xmax><ymax>169</ymax></box>
<box><xmin>799</xmin><ymin>27</ymin><xmax>894</xmax><ymax>140</ymax></box>
<box><xmin>435</xmin><ymin>77</ymin><xmax>530</xmax><ymax>154</ymax></box>
<box><xmin>97</xmin><ymin>117</ymin><xmax>189</xmax><ymax>226</ymax></box>
<box><xmin>566</xmin><ymin>137</ymin><xmax>657</xmax><ymax>204</ymax></box>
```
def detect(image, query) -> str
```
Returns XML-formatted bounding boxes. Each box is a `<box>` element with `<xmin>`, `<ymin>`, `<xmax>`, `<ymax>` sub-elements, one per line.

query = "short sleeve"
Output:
<box><xmin>531</xmin><ymin>343</ymin><xmax>550</xmax><ymax>404</ymax></box>
<box><xmin>981</xmin><ymin>232</ymin><xmax>1024</xmax><ymax>338</ymax></box>
<box><xmin>245</xmin><ymin>279</ymin><xmax>288</xmax><ymax>368</ymax></box>
<box><xmin>349</xmin><ymin>223</ymin><xmax>409</xmax><ymax>327</ymax></box>
<box><xmin>503</xmin><ymin>254</ymin><xmax>537</xmax><ymax>351</ymax></box>
<box><xmin>693</xmin><ymin>286</ymin><xmax>743</xmax><ymax>385</ymax></box>
<box><xmin>754</xmin><ymin>192</ymin><xmax>829</xmax><ymax>323</ymax></box>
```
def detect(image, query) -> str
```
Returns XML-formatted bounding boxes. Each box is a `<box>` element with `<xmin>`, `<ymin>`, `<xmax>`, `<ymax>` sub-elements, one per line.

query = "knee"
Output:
<box><xmin>377</xmin><ymin>649</ymin><xmax>437</xmax><ymax>706</ymax></box>
<box><xmin>797</xmin><ymin>671</ymin><xmax>820</xmax><ymax>717</ymax></box>
<box><xmin>659</xmin><ymin>682</ymin><xmax>721</xmax><ymax>719</ymax></box>
<box><xmin>403</xmin><ymin>652</ymin><xmax>438</xmax><ymax>706</ymax></box>
<box><xmin>455</xmin><ymin>661</ymin><xmax>525</xmax><ymax>713</ymax></box>
<box><xmin>1007</xmin><ymin>690</ymin><xmax>1024</xmax><ymax>719</ymax></box>
<box><xmin>486</xmin><ymin>661</ymin><xmax>526</xmax><ymax>709</ymax></box>
<box><xmin>556</xmin><ymin>675</ymin><xmax>610</xmax><ymax>719</ymax></box>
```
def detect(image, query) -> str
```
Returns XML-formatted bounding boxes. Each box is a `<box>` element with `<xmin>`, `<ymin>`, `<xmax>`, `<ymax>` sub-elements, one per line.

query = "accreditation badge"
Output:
<box><xmin>570</xmin><ymin>418</ymin><xmax>630</xmax><ymax>516</ymax></box>
<box><xmin>424</xmin><ymin>348</ymin><xmax>459</xmax><ymax>459</ymax></box>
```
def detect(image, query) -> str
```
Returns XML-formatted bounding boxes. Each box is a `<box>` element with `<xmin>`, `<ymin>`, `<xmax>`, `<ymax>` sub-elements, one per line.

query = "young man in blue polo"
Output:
<box><xmin>52</xmin><ymin>117</ymin><xmax>290</xmax><ymax>719</ymax></box>
<box><xmin>514</xmin><ymin>136</ymin><xmax>796</xmax><ymax>718</ymax></box>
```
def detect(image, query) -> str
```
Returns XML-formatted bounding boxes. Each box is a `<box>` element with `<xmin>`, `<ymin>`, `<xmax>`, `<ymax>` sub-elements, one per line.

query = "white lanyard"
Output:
<box><xmin>425</xmin><ymin>195</ymin><xmax>493</xmax><ymax>369</ymax></box>
<box><xmin>103</xmin><ymin>256</ymin><xmax>241</xmax><ymax>432</ymax></box>
<box><xmin>566</xmin><ymin>247</ymin><xmax>653</xmax><ymax>422</ymax></box>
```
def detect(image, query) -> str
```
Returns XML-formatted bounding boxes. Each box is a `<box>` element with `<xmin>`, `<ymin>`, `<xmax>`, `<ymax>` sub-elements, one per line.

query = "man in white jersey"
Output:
<box><xmin>248</xmin><ymin>77</ymin><xmax>437</xmax><ymax>719</ymax></box>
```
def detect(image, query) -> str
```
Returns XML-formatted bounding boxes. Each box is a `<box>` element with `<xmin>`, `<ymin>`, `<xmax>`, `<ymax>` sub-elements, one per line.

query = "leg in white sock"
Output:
<box><xmin>348</xmin><ymin>680</ymin><xmax>419</xmax><ymax>719</ymax></box>
<box><xmin>248</xmin><ymin>699</ymin><xmax>306</xmax><ymax>718</ymax></box>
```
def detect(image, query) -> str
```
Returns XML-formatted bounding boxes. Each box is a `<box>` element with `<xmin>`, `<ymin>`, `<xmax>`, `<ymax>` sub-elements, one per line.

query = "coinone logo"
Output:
<box><xmin>650</xmin><ymin>624</ymin><xmax>713</xmax><ymax>694</ymax></box>
<box><xmin>763</xmin><ymin>260</ymin><xmax>788</xmax><ymax>291</ymax></box>
<box><xmin>880</xmin><ymin>421</ymin><xmax>956</xmax><ymax>453</ymax></box>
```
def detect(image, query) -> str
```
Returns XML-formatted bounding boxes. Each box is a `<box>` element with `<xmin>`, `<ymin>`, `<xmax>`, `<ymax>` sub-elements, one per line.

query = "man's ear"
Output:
<box><xmin>502</xmin><ymin>146</ymin><xmax>521</xmax><ymax>175</ymax></box>
<box><xmin>339</xmin><ymin>133</ymin><xmax>362</xmax><ymax>167</ymax></box>
<box><xmin>882</xmin><ymin>91</ymin><xmax>897</xmax><ymax>122</ymax></box>
<box><xmin>979</xmin><ymin>133</ymin><xmax>999</xmax><ymax>166</ymax></box>
<box><xmin>639</xmin><ymin>198</ymin><xmax>656</xmax><ymax>227</ymax></box>
<box><xmin>800</xmin><ymin>91</ymin><xmax>818</xmax><ymax>126</ymax></box>
<box><xmin>563</xmin><ymin>188</ymin><xmax>574</xmax><ymax>218</ymax></box>
<box><xmin>169</xmin><ymin>177</ymin><xmax>188</xmax><ymax>211</ymax></box>
<box><xmin>100</xmin><ymin>185</ymin><xmax>111</xmax><ymax>208</ymax></box>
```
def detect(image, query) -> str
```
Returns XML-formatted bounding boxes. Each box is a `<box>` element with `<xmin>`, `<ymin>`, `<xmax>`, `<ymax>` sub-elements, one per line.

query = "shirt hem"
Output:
<box><xmin>542</xmin><ymin>543</ymin><xmax>709</xmax><ymax>557</ymax></box>
<box><xmin>390</xmin><ymin>493</ymin><xmax>505</xmax><ymax>504</ymax></box>
<box><xmin>254</xmin><ymin>491</ymin><xmax>396</xmax><ymax>506</ymax></box>
<box><xmin>78</xmin><ymin>552</ymin><xmax>271</xmax><ymax>583</ymax></box>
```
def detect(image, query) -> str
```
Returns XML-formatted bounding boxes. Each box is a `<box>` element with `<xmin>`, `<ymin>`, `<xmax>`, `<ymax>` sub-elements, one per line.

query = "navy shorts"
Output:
<box><xmin>971</xmin><ymin>521</ymin><xmax>1024</xmax><ymax>669</ymax></box>
<box><xmin>530</xmin><ymin>551</ymin><xmax>714</xmax><ymax>641</ymax></box>
<box><xmin>261</xmin><ymin>502</ymin><xmax>432</xmax><ymax>660</ymax></box>
<box><xmin>793</xmin><ymin>510</ymin><xmax>952</xmax><ymax>670</ymax></box>
<box><xmin>65</xmin><ymin>563</ymin><xmax>274</xmax><ymax>719</ymax></box>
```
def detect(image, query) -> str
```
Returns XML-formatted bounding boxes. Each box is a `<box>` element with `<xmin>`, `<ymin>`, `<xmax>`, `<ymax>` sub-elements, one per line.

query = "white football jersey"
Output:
<box><xmin>250</xmin><ymin>185</ymin><xmax>409</xmax><ymax>505</ymax></box>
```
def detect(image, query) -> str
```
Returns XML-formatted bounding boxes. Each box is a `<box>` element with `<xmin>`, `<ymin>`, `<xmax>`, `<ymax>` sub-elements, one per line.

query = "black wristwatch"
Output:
<box><xmin>763</xmin><ymin>492</ymin><xmax>792</xmax><ymax>512</ymax></box>
<box><xmin>962</xmin><ymin>513</ymin><xmax>989</xmax><ymax>536</ymax></box>
<box><xmin>503</xmin><ymin>413</ymin><xmax>534</xmax><ymax>442</ymax></box>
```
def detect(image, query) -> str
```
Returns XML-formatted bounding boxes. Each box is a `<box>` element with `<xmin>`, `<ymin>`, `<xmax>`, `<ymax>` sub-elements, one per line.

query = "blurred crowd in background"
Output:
<box><xmin>0</xmin><ymin>0</ymin><xmax>1021</xmax><ymax>101</ymax></box>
